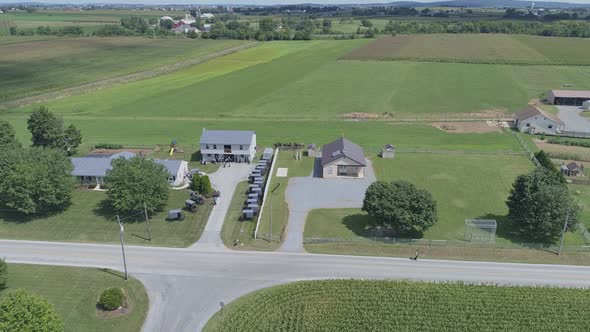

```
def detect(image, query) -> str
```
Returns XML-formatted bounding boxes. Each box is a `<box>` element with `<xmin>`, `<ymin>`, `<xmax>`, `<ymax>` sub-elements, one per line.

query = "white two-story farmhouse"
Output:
<box><xmin>199</xmin><ymin>129</ymin><xmax>256</xmax><ymax>163</ymax></box>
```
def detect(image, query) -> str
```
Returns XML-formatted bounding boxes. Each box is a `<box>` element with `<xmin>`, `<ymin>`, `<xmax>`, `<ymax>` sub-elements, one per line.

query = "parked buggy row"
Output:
<box><xmin>242</xmin><ymin>150</ymin><xmax>273</xmax><ymax>220</ymax></box>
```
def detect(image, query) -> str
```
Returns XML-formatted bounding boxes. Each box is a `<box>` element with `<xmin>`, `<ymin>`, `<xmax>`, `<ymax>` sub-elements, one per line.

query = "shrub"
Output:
<box><xmin>0</xmin><ymin>289</ymin><xmax>63</xmax><ymax>331</ymax></box>
<box><xmin>94</xmin><ymin>143</ymin><xmax>124</xmax><ymax>150</ymax></box>
<box><xmin>0</xmin><ymin>258</ymin><xmax>6</xmax><ymax>290</ymax></box>
<box><xmin>98</xmin><ymin>288</ymin><xmax>124</xmax><ymax>311</ymax></box>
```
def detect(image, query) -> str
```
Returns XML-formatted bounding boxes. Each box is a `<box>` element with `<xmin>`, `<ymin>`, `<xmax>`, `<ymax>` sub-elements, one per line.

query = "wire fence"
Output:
<box><xmin>303</xmin><ymin>237</ymin><xmax>590</xmax><ymax>253</ymax></box>
<box><xmin>505</xmin><ymin>129</ymin><xmax>540</xmax><ymax>167</ymax></box>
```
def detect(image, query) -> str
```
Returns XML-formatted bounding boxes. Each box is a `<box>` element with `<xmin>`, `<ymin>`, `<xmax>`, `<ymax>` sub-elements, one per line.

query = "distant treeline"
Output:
<box><xmin>382</xmin><ymin>20</ymin><xmax>590</xmax><ymax>38</ymax></box>
<box><xmin>10</xmin><ymin>26</ymin><xmax>84</xmax><ymax>36</ymax></box>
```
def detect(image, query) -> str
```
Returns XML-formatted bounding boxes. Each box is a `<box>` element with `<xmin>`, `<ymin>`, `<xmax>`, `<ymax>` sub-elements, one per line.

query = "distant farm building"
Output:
<box><xmin>199</xmin><ymin>129</ymin><xmax>256</xmax><ymax>163</ymax></box>
<box><xmin>381</xmin><ymin>144</ymin><xmax>395</xmax><ymax>159</ymax></box>
<box><xmin>321</xmin><ymin>137</ymin><xmax>366</xmax><ymax>179</ymax></box>
<box><xmin>514</xmin><ymin>105</ymin><xmax>564</xmax><ymax>135</ymax></box>
<box><xmin>561</xmin><ymin>162</ymin><xmax>583</xmax><ymax>177</ymax></box>
<box><xmin>546</xmin><ymin>90</ymin><xmax>590</xmax><ymax>106</ymax></box>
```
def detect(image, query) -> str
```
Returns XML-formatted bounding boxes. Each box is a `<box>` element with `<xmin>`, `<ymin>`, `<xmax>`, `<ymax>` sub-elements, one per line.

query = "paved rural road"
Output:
<box><xmin>4</xmin><ymin>240</ymin><xmax>590</xmax><ymax>332</ymax></box>
<box><xmin>194</xmin><ymin>163</ymin><xmax>253</xmax><ymax>249</ymax></box>
<box><xmin>279</xmin><ymin>159</ymin><xmax>377</xmax><ymax>252</ymax></box>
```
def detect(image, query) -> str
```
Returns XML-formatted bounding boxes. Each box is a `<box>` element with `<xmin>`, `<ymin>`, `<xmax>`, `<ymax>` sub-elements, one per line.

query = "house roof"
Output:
<box><xmin>71</xmin><ymin>151</ymin><xmax>136</xmax><ymax>177</ymax></box>
<box><xmin>382</xmin><ymin>144</ymin><xmax>395</xmax><ymax>151</ymax></box>
<box><xmin>549</xmin><ymin>90</ymin><xmax>590</xmax><ymax>99</ymax></box>
<box><xmin>567</xmin><ymin>162</ymin><xmax>581</xmax><ymax>171</ymax></box>
<box><xmin>321</xmin><ymin>137</ymin><xmax>366</xmax><ymax>167</ymax></box>
<box><xmin>200</xmin><ymin>129</ymin><xmax>255</xmax><ymax>145</ymax></box>
<box><xmin>515</xmin><ymin>105</ymin><xmax>564</xmax><ymax>125</ymax></box>
<box><xmin>155</xmin><ymin>159</ymin><xmax>186</xmax><ymax>176</ymax></box>
<box><xmin>72</xmin><ymin>151</ymin><xmax>184</xmax><ymax>178</ymax></box>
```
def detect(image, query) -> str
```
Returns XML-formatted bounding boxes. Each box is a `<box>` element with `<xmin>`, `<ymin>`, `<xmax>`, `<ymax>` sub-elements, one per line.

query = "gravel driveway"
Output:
<box><xmin>557</xmin><ymin>106</ymin><xmax>590</xmax><ymax>133</ymax></box>
<box><xmin>279</xmin><ymin>159</ymin><xmax>376</xmax><ymax>252</ymax></box>
<box><xmin>193</xmin><ymin>163</ymin><xmax>254</xmax><ymax>249</ymax></box>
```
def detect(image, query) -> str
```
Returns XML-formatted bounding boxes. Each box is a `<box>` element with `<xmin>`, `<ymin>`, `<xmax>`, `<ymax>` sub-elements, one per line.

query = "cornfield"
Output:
<box><xmin>210</xmin><ymin>280</ymin><xmax>590</xmax><ymax>332</ymax></box>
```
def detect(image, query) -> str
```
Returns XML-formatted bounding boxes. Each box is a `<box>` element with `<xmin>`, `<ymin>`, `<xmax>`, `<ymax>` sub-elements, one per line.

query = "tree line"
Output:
<box><xmin>382</xmin><ymin>20</ymin><xmax>590</xmax><ymax>38</ymax></box>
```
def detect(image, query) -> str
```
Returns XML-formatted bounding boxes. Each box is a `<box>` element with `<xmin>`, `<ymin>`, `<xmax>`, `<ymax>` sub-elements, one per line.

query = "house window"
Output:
<box><xmin>240</xmin><ymin>145</ymin><xmax>243</xmax><ymax>150</ymax></box>
<box><xmin>213</xmin><ymin>144</ymin><xmax>217</xmax><ymax>149</ymax></box>
<box><xmin>207</xmin><ymin>154</ymin><xmax>211</xmax><ymax>157</ymax></box>
<box><xmin>206</xmin><ymin>144</ymin><xmax>209</xmax><ymax>149</ymax></box>
<box><xmin>526</xmin><ymin>123</ymin><xmax>531</xmax><ymax>127</ymax></box>
<box><xmin>548</xmin><ymin>124</ymin><xmax>553</xmax><ymax>129</ymax></box>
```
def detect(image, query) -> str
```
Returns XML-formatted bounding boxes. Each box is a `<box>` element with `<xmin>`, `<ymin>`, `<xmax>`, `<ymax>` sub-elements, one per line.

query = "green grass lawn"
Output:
<box><xmin>371</xmin><ymin>153</ymin><xmax>535</xmax><ymax>243</ymax></box>
<box><xmin>221</xmin><ymin>152</ymin><xmax>314</xmax><ymax>250</ymax></box>
<box><xmin>204</xmin><ymin>280</ymin><xmax>590</xmax><ymax>332</ymax></box>
<box><xmin>2</xmin><ymin>264</ymin><xmax>148</xmax><ymax>332</ymax></box>
<box><xmin>0</xmin><ymin>189</ymin><xmax>212</xmax><ymax>247</ymax></box>
<box><xmin>310</xmin><ymin>153</ymin><xmax>587</xmax><ymax>244</ymax></box>
<box><xmin>0</xmin><ymin>37</ymin><xmax>246</xmax><ymax>102</ymax></box>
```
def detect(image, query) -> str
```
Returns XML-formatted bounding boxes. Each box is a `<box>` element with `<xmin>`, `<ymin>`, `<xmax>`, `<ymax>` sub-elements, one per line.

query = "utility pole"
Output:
<box><xmin>144</xmin><ymin>202</ymin><xmax>152</xmax><ymax>241</ymax></box>
<box><xmin>558</xmin><ymin>212</ymin><xmax>570</xmax><ymax>256</ymax></box>
<box><xmin>117</xmin><ymin>215</ymin><xmax>128</xmax><ymax>280</ymax></box>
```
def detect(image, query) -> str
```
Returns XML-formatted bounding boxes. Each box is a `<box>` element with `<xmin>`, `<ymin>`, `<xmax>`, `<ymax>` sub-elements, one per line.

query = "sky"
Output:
<box><xmin>1</xmin><ymin>0</ymin><xmax>590</xmax><ymax>4</ymax></box>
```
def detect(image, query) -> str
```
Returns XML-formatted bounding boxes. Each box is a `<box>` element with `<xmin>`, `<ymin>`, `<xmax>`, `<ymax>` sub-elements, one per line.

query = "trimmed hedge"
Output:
<box><xmin>98</xmin><ymin>287</ymin><xmax>124</xmax><ymax>311</ymax></box>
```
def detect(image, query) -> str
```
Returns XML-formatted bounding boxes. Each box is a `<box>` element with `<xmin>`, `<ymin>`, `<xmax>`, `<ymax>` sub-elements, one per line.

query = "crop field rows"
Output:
<box><xmin>204</xmin><ymin>280</ymin><xmax>590</xmax><ymax>332</ymax></box>
<box><xmin>345</xmin><ymin>34</ymin><xmax>590</xmax><ymax>65</ymax></box>
<box><xmin>0</xmin><ymin>38</ymin><xmax>247</xmax><ymax>102</ymax></box>
<box><xmin>3</xmin><ymin>38</ymin><xmax>590</xmax><ymax>148</ymax></box>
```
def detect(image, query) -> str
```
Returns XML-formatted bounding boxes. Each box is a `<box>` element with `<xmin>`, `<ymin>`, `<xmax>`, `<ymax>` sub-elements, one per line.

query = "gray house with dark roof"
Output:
<box><xmin>199</xmin><ymin>129</ymin><xmax>256</xmax><ymax>163</ymax></box>
<box><xmin>321</xmin><ymin>137</ymin><xmax>366</xmax><ymax>178</ymax></box>
<box><xmin>71</xmin><ymin>151</ymin><xmax>189</xmax><ymax>187</ymax></box>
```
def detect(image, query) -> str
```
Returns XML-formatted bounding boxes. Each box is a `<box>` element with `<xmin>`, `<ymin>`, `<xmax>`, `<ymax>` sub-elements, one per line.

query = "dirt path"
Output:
<box><xmin>0</xmin><ymin>42</ymin><xmax>259</xmax><ymax>111</ymax></box>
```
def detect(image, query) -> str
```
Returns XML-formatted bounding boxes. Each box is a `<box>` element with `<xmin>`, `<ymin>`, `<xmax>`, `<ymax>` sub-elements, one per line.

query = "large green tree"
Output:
<box><xmin>26</xmin><ymin>106</ymin><xmax>82</xmax><ymax>155</ymax></box>
<box><xmin>0</xmin><ymin>258</ymin><xmax>6</xmax><ymax>290</ymax></box>
<box><xmin>0</xmin><ymin>120</ymin><xmax>20</xmax><ymax>149</ymax></box>
<box><xmin>105</xmin><ymin>157</ymin><xmax>169</xmax><ymax>214</ymax></box>
<box><xmin>507</xmin><ymin>167</ymin><xmax>580</xmax><ymax>242</ymax></box>
<box><xmin>0</xmin><ymin>289</ymin><xmax>64</xmax><ymax>332</ymax></box>
<box><xmin>0</xmin><ymin>147</ymin><xmax>75</xmax><ymax>214</ymax></box>
<box><xmin>362</xmin><ymin>180</ymin><xmax>437</xmax><ymax>235</ymax></box>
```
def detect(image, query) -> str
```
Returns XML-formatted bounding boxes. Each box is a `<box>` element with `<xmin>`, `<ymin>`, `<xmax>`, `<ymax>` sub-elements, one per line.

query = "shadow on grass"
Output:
<box><xmin>191</xmin><ymin>150</ymin><xmax>202</xmax><ymax>162</ymax></box>
<box><xmin>98</xmin><ymin>268</ymin><xmax>126</xmax><ymax>280</ymax></box>
<box><xmin>93</xmin><ymin>199</ymin><xmax>151</xmax><ymax>224</ymax></box>
<box><xmin>479</xmin><ymin>213</ymin><xmax>558</xmax><ymax>254</ymax></box>
<box><xmin>342</xmin><ymin>214</ymin><xmax>423</xmax><ymax>238</ymax></box>
<box><xmin>0</xmin><ymin>205</ymin><xmax>69</xmax><ymax>224</ymax></box>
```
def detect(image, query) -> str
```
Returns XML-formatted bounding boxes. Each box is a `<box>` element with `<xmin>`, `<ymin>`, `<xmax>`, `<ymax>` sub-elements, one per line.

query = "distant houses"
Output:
<box><xmin>546</xmin><ymin>90</ymin><xmax>590</xmax><ymax>106</ymax></box>
<box><xmin>514</xmin><ymin>105</ymin><xmax>564</xmax><ymax>135</ymax></box>
<box><xmin>321</xmin><ymin>137</ymin><xmax>366</xmax><ymax>179</ymax></box>
<box><xmin>199</xmin><ymin>129</ymin><xmax>256</xmax><ymax>163</ymax></box>
<box><xmin>71</xmin><ymin>151</ymin><xmax>189</xmax><ymax>187</ymax></box>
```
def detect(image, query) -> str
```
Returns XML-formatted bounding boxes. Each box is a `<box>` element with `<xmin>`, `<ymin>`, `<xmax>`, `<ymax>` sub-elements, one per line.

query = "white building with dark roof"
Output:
<box><xmin>71</xmin><ymin>152</ymin><xmax>189</xmax><ymax>187</ymax></box>
<box><xmin>199</xmin><ymin>129</ymin><xmax>256</xmax><ymax>163</ymax></box>
<box><xmin>321</xmin><ymin>137</ymin><xmax>366</xmax><ymax>178</ymax></box>
<box><xmin>514</xmin><ymin>105</ymin><xmax>564</xmax><ymax>135</ymax></box>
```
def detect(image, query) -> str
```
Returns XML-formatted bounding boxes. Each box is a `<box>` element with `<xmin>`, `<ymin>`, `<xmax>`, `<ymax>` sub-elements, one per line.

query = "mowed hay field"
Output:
<box><xmin>345</xmin><ymin>34</ymin><xmax>590</xmax><ymax>65</ymax></box>
<box><xmin>203</xmin><ymin>280</ymin><xmax>590</xmax><ymax>332</ymax></box>
<box><xmin>4</xmin><ymin>38</ymin><xmax>590</xmax><ymax>145</ymax></box>
<box><xmin>0</xmin><ymin>37</ymin><xmax>247</xmax><ymax>102</ymax></box>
